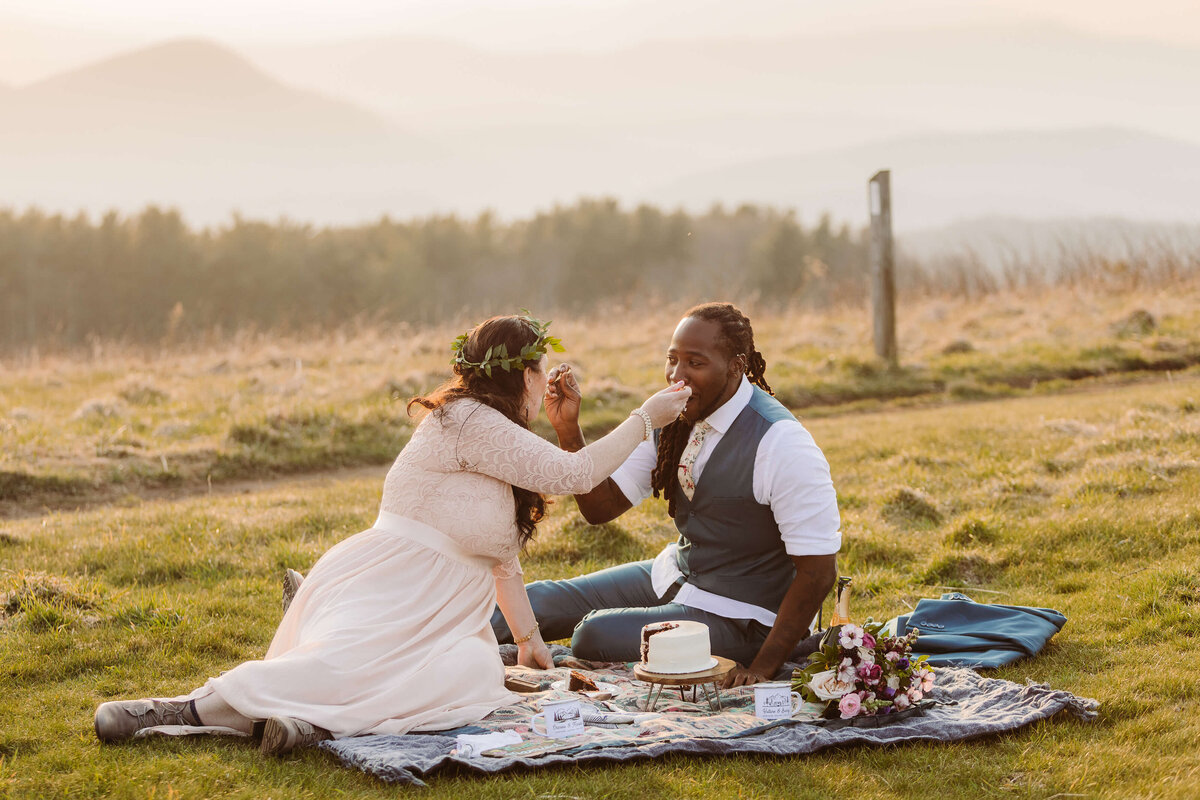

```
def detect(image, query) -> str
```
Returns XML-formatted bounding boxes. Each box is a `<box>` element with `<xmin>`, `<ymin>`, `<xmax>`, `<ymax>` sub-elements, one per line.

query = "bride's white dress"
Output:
<box><xmin>188</xmin><ymin>399</ymin><xmax>641</xmax><ymax>737</ymax></box>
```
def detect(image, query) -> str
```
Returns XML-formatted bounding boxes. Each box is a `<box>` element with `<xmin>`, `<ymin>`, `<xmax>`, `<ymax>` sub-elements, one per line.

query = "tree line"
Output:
<box><xmin>0</xmin><ymin>200</ymin><xmax>870</xmax><ymax>349</ymax></box>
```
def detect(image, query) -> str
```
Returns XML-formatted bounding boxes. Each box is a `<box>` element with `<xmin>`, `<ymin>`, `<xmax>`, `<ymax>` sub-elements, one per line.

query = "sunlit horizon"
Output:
<box><xmin>3</xmin><ymin>0</ymin><xmax>1200</xmax><ymax>86</ymax></box>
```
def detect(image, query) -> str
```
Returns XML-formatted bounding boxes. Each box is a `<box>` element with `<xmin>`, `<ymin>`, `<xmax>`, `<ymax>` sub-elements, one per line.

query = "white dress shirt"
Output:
<box><xmin>610</xmin><ymin>377</ymin><xmax>841</xmax><ymax>626</ymax></box>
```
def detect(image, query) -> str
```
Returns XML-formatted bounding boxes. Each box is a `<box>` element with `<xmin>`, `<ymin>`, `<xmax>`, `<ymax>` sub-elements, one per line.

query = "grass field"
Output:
<box><xmin>3</xmin><ymin>283</ymin><xmax>1200</xmax><ymax>798</ymax></box>
<box><xmin>3</xmin><ymin>280</ymin><xmax>1199</xmax><ymax>516</ymax></box>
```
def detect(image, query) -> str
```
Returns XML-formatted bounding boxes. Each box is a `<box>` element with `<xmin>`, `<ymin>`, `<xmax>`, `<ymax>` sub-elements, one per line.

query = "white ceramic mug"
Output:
<box><xmin>753</xmin><ymin>682</ymin><xmax>802</xmax><ymax>720</ymax></box>
<box><xmin>531</xmin><ymin>697</ymin><xmax>585</xmax><ymax>738</ymax></box>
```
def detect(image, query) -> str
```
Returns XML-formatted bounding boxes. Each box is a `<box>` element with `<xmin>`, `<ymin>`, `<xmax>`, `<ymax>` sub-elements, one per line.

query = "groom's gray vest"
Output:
<box><xmin>672</xmin><ymin>387</ymin><xmax>796</xmax><ymax>614</ymax></box>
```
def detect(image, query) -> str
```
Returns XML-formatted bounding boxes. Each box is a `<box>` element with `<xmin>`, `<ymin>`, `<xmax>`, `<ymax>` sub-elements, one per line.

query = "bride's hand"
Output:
<box><xmin>544</xmin><ymin>363</ymin><xmax>582</xmax><ymax>431</ymax></box>
<box><xmin>517</xmin><ymin>639</ymin><xmax>554</xmax><ymax>670</ymax></box>
<box><xmin>638</xmin><ymin>381</ymin><xmax>692</xmax><ymax>428</ymax></box>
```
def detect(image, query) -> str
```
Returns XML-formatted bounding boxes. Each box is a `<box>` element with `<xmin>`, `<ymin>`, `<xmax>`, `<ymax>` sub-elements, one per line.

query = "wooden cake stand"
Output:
<box><xmin>634</xmin><ymin>656</ymin><xmax>737</xmax><ymax>711</ymax></box>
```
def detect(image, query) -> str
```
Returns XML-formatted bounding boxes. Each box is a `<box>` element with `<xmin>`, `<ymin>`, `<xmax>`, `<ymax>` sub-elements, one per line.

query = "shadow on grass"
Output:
<box><xmin>0</xmin><ymin>470</ymin><xmax>91</xmax><ymax>502</ymax></box>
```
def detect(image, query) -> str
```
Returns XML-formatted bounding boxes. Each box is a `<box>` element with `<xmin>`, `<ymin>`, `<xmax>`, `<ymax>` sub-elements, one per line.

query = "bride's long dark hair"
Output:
<box><xmin>409</xmin><ymin>315</ymin><xmax>547</xmax><ymax>548</ymax></box>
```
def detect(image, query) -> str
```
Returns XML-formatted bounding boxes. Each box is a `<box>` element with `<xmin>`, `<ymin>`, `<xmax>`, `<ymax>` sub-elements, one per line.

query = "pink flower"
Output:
<box><xmin>885</xmin><ymin>650</ymin><xmax>901</xmax><ymax>662</ymax></box>
<box><xmin>857</xmin><ymin>663</ymin><xmax>882</xmax><ymax>685</ymax></box>
<box><xmin>920</xmin><ymin>670</ymin><xmax>935</xmax><ymax>692</ymax></box>
<box><xmin>907</xmin><ymin>686</ymin><xmax>923</xmax><ymax>702</ymax></box>
<box><xmin>861</xmin><ymin>631</ymin><xmax>876</xmax><ymax>649</ymax></box>
<box><xmin>838</xmin><ymin>692</ymin><xmax>862</xmax><ymax>718</ymax></box>
<box><xmin>894</xmin><ymin>693</ymin><xmax>911</xmax><ymax>710</ymax></box>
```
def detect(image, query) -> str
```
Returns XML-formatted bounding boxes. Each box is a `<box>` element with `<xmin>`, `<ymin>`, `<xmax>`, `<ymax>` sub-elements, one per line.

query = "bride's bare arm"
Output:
<box><xmin>494</xmin><ymin>570</ymin><xmax>552</xmax><ymax>670</ymax></box>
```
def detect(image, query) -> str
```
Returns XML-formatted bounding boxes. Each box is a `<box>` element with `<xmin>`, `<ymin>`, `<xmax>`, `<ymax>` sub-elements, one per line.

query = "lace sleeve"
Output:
<box><xmin>492</xmin><ymin>555</ymin><xmax>524</xmax><ymax>579</ymax></box>
<box><xmin>449</xmin><ymin>401</ymin><xmax>645</xmax><ymax>495</ymax></box>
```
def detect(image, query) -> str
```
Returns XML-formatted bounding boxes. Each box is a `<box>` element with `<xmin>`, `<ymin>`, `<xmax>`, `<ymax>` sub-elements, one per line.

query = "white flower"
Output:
<box><xmin>838</xmin><ymin>625</ymin><xmax>864</xmax><ymax>649</ymax></box>
<box><xmin>887</xmin><ymin>676</ymin><xmax>901</xmax><ymax>691</ymax></box>
<box><xmin>894</xmin><ymin>693</ymin><xmax>911</xmax><ymax>710</ymax></box>
<box><xmin>856</xmin><ymin>646</ymin><xmax>876</xmax><ymax>665</ymax></box>
<box><xmin>808</xmin><ymin>669</ymin><xmax>856</xmax><ymax>701</ymax></box>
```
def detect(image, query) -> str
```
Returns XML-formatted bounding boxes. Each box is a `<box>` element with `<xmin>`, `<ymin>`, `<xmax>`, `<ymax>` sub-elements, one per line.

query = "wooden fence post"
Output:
<box><xmin>869</xmin><ymin>170</ymin><xmax>897</xmax><ymax>366</ymax></box>
<box><xmin>24</xmin><ymin>254</ymin><xmax>38</xmax><ymax>346</ymax></box>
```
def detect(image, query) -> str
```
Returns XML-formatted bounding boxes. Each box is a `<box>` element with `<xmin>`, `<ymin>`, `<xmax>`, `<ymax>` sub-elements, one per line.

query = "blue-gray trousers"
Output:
<box><xmin>490</xmin><ymin>560</ymin><xmax>770</xmax><ymax>665</ymax></box>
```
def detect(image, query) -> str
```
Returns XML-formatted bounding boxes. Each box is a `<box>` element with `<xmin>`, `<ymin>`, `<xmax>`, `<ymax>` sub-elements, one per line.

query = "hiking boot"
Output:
<box><xmin>94</xmin><ymin>698</ymin><xmax>200</xmax><ymax>743</ymax></box>
<box><xmin>259</xmin><ymin>716</ymin><xmax>332</xmax><ymax>756</ymax></box>
<box><xmin>282</xmin><ymin>568</ymin><xmax>304</xmax><ymax>614</ymax></box>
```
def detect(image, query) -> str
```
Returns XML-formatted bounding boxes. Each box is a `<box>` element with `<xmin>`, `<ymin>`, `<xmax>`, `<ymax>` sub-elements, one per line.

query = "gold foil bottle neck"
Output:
<box><xmin>830</xmin><ymin>575</ymin><xmax>853</xmax><ymax>627</ymax></box>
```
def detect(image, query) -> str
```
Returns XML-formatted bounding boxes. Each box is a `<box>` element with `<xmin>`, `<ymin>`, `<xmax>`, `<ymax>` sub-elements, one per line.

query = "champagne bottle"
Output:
<box><xmin>829</xmin><ymin>576</ymin><xmax>853</xmax><ymax>627</ymax></box>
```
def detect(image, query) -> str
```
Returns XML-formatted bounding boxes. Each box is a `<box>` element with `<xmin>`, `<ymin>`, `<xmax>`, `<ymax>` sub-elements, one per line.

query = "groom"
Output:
<box><xmin>492</xmin><ymin>302</ymin><xmax>840</xmax><ymax>687</ymax></box>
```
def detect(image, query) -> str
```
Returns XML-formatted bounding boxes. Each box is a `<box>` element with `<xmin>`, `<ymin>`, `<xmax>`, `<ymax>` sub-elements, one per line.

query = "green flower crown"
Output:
<box><xmin>450</xmin><ymin>312</ymin><xmax>565</xmax><ymax>378</ymax></box>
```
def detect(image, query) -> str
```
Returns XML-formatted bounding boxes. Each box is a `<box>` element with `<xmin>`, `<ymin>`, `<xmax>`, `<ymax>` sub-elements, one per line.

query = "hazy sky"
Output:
<box><xmin>4</xmin><ymin>0</ymin><xmax>1200</xmax><ymax>50</ymax></box>
<box><xmin>4</xmin><ymin>0</ymin><xmax>1198</xmax><ymax>227</ymax></box>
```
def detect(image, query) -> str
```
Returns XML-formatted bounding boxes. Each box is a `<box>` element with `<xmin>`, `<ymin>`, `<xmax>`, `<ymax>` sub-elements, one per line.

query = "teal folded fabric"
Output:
<box><xmin>888</xmin><ymin>592</ymin><xmax>1067</xmax><ymax>669</ymax></box>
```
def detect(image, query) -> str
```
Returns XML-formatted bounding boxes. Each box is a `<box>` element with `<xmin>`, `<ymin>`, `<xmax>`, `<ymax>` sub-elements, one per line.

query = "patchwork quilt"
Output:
<box><xmin>322</xmin><ymin>648</ymin><xmax>1098</xmax><ymax>787</ymax></box>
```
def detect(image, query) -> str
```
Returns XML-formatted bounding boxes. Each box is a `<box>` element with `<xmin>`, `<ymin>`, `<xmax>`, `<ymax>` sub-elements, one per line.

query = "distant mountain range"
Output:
<box><xmin>648</xmin><ymin>127</ymin><xmax>1200</xmax><ymax>228</ymax></box>
<box><xmin>246</xmin><ymin>25</ymin><xmax>1200</xmax><ymax>137</ymax></box>
<box><xmin>0</xmin><ymin>40</ymin><xmax>438</xmax><ymax>222</ymax></box>
<box><xmin>1</xmin><ymin>35</ymin><xmax>1198</xmax><ymax>231</ymax></box>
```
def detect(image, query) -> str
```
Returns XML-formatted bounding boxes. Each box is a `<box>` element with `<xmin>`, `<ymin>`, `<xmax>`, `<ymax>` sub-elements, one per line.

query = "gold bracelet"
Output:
<box><xmin>514</xmin><ymin>621</ymin><xmax>540</xmax><ymax>644</ymax></box>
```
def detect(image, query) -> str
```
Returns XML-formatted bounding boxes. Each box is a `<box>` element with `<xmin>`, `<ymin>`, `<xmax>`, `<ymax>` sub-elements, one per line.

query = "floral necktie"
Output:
<box><xmin>677</xmin><ymin>420</ymin><xmax>713</xmax><ymax>501</ymax></box>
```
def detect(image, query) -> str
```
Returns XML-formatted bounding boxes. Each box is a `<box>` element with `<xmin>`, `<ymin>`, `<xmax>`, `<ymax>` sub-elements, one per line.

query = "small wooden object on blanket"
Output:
<box><xmin>504</xmin><ymin>674</ymin><xmax>541</xmax><ymax>693</ymax></box>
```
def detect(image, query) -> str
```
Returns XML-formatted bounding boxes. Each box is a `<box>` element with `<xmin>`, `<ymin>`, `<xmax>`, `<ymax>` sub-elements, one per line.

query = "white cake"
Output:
<box><xmin>639</xmin><ymin>620</ymin><xmax>716</xmax><ymax>674</ymax></box>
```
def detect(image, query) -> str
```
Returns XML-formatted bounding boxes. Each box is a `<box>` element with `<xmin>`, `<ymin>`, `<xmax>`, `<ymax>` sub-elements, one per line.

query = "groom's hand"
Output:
<box><xmin>544</xmin><ymin>363</ymin><xmax>582</xmax><ymax>431</ymax></box>
<box><xmin>720</xmin><ymin>665</ymin><xmax>771</xmax><ymax>688</ymax></box>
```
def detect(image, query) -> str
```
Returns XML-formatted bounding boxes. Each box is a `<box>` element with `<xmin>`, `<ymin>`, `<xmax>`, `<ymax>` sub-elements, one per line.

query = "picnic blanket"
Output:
<box><xmin>321</xmin><ymin>646</ymin><xmax>1098</xmax><ymax>787</ymax></box>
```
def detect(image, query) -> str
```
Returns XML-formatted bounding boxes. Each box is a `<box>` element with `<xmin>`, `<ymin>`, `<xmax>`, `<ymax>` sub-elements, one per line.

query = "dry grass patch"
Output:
<box><xmin>945</xmin><ymin>515</ymin><xmax>1000</xmax><ymax>547</ymax></box>
<box><xmin>4</xmin><ymin>280</ymin><xmax>1200</xmax><ymax>515</ymax></box>
<box><xmin>881</xmin><ymin>486</ymin><xmax>943</xmax><ymax>527</ymax></box>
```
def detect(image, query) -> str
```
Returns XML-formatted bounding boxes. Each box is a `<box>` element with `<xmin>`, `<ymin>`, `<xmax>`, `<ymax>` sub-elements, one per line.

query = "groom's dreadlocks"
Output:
<box><xmin>649</xmin><ymin>303</ymin><xmax>773</xmax><ymax>519</ymax></box>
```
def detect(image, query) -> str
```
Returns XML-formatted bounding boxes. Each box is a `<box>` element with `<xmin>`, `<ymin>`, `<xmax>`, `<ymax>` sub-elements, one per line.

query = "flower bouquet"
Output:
<box><xmin>792</xmin><ymin>620</ymin><xmax>934</xmax><ymax>723</ymax></box>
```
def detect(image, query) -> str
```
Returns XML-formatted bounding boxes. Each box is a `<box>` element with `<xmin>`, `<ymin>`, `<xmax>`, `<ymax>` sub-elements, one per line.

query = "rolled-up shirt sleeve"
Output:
<box><xmin>757</xmin><ymin>420</ymin><xmax>841</xmax><ymax>556</ymax></box>
<box><xmin>609</xmin><ymin>437</ymin><xmax>658</xmax><ymax>505</ymax></box>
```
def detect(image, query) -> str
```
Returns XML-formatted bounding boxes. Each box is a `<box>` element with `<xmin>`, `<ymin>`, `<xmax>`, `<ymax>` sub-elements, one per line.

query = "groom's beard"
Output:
<box><xmin>683</xmin><ymin>372</ymin><xmax>740</xmax><ymax>426</ymax></box>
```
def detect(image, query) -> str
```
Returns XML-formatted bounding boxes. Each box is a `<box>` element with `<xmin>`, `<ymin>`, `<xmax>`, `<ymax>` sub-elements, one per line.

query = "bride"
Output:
<box><xmin>94</xmin><ymin>313</ymin><xmax>690</xmax><ymax>755</ymax></box>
